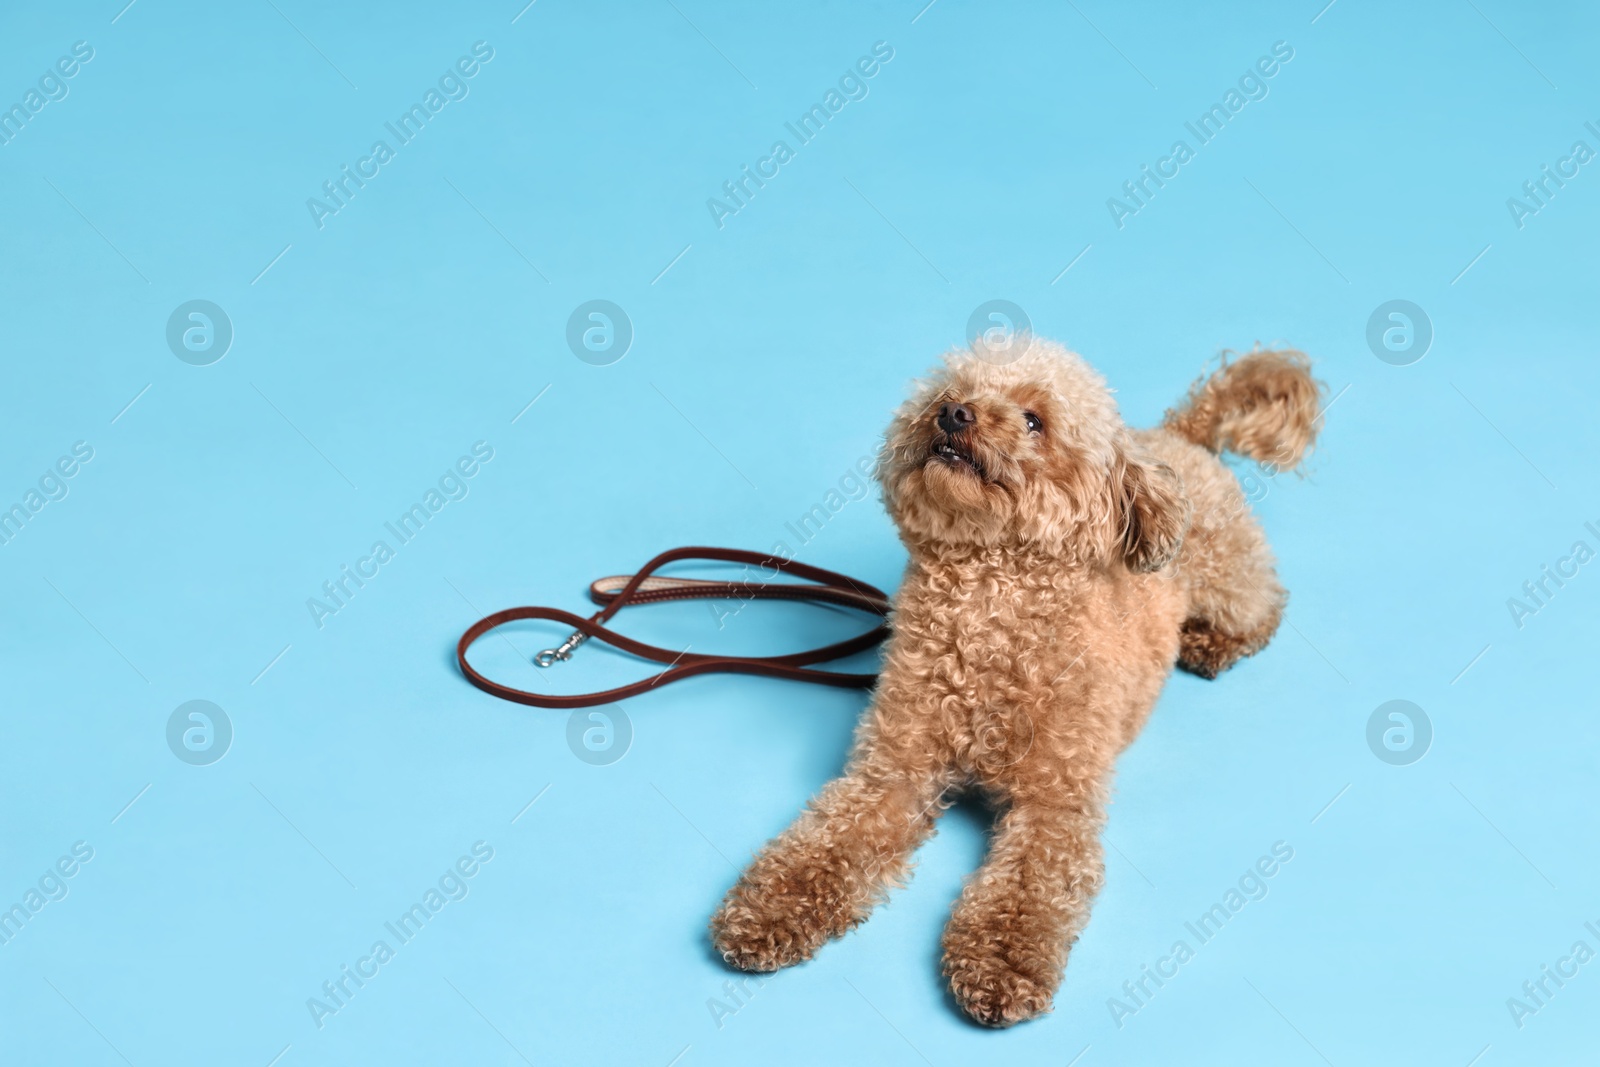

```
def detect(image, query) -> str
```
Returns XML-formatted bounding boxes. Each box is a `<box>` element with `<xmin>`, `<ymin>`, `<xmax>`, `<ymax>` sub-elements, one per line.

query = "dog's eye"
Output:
<box><xmin>1023</xmin><ymin>412</ymin><xmax>1042</xmax><ymax>434</ymax></box>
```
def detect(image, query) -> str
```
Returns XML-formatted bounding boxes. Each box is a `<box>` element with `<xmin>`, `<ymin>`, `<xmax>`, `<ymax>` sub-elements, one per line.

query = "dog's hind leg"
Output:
<box><xmin>1171</xmin><ymin>493</ymin><xmax>1287</xmax><ymax>679</ymax></box>
<box><xmin>1151</xmin><ymin>346</ymin><xmax>1323</xmax><ymax>678</ymax></box>
<box><xmin>1138</xmin><ymin>429</ymin><xmax>1289</xmax><ymax>680</ymax></box>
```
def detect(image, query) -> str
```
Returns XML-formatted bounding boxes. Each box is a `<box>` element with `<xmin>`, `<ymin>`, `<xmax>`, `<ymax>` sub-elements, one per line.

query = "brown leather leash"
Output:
<box><xmin>456</xmin><ymin>547</ymin><xmax>891</xmax><ymax>708</ymax></box>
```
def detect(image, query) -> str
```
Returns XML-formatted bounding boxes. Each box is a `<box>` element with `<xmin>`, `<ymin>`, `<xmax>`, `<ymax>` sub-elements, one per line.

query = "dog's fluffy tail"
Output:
<box><xmin>1162</xmin><ymin>348</ymin><xmax>1324</xmax><ymax>470</ymax></box>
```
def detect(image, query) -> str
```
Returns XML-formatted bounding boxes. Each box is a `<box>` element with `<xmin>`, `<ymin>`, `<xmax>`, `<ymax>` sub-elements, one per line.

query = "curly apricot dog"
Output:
<box><xmin>710</xmin><ymin>339</ymin><xmax>1322</xmax><ymax>1026</ymax></box>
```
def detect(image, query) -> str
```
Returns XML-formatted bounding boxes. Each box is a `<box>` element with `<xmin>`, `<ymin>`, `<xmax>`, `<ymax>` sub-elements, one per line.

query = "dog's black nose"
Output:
<box><xmin>937</xmin><ymin>403</ymin><xmax>975</xmax><ymax>434</ymax></box>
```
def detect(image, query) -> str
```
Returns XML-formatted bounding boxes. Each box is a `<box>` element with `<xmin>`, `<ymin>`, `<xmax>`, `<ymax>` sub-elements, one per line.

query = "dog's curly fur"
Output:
<box><xmin>710</xmin><ymin>339</ymin><xmax>1323</xmax><ymax>1026</ymax></box>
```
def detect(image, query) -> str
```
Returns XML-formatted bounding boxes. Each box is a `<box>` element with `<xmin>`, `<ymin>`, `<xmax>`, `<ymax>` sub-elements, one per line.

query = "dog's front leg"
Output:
<box><xmin>710</xmin><ymin>739</ymin><xmax>946</xmax><ymax>973</ymax></box>
<box><xmin>941</xmin><ymin>787</ymin><xmax>1108</xmax><ymax>1027</ymax></box>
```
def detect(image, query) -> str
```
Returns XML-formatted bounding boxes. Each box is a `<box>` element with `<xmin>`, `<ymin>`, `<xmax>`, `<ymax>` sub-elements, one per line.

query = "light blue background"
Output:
<box><xmin>2</xmin><ymin>1</ymin><xmax>1596</xmax><ymax>1064</ymax></box>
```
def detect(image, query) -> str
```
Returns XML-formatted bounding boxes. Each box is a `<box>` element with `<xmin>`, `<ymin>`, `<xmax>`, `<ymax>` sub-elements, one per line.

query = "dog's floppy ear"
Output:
<box><xmin>1114</xmin><ymin>443</ymin><xmax>1190</xmax><ymax>572</ymax></box>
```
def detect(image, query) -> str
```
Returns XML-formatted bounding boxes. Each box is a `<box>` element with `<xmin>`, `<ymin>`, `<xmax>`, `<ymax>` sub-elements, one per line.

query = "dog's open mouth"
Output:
<box><xmin>930</xmin><ymin>436</ymin><xmax>983</xmax><ymax>477</ymax></box>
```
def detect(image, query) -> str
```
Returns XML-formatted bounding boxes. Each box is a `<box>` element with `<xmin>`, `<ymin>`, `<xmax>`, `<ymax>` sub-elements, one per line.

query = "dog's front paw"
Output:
<box><xmin>710</xmin><ymin>853</ymin><xmax>861</xmax><ymax>972</ymax></box>
<box><xmin>943</xmin><ymin>951</ymin><xmax>1056</xmax><ymax>1027</ymax></box>
<box><xmin>942</xmin><ymin>914</ymin><xmax>1063</xmax><ymax>1027</ymax></box>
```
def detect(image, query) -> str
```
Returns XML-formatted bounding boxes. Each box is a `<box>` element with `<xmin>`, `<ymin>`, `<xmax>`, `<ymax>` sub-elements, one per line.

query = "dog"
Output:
<box><xmin>709</xmin><ymin>338</ymin><xmax>1323</xmax><ymax>1026</ymax></box>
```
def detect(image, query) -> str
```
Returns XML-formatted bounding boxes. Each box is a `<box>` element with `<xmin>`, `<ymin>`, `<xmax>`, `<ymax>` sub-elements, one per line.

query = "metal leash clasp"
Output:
<box><xmin>534</xmin><ymin>629</ymin><xmax>589</xmax><ymax>668</ymax></box>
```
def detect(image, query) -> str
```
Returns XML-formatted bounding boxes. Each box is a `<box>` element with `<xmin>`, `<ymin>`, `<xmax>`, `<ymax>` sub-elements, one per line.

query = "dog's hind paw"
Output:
<box><xmin>1176</xmin><ymin>617</ymin><xmax>1276</xmax><ymax>679</ymax></box>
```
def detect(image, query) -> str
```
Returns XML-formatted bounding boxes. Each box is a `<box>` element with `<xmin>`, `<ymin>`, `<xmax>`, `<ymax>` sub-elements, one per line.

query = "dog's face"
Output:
<box><xmin>878</xmin><ymin>339</ymin><xmax>1190</xmax><ymax>568</ymax></box>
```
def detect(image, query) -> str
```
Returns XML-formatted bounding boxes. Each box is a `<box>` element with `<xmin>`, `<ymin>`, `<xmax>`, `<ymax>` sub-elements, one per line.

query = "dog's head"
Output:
<box><xmin>878</xmin><ymin>338</ymin><xmax>1190</xmax><ymax>568</ymax></box>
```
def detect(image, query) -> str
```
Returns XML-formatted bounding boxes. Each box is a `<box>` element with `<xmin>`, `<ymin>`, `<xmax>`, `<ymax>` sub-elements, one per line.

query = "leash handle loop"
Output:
<box><xmin>456</xmin><ymin>547</ymin><xmax>890</xmax><ymax>709</ymax></box>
